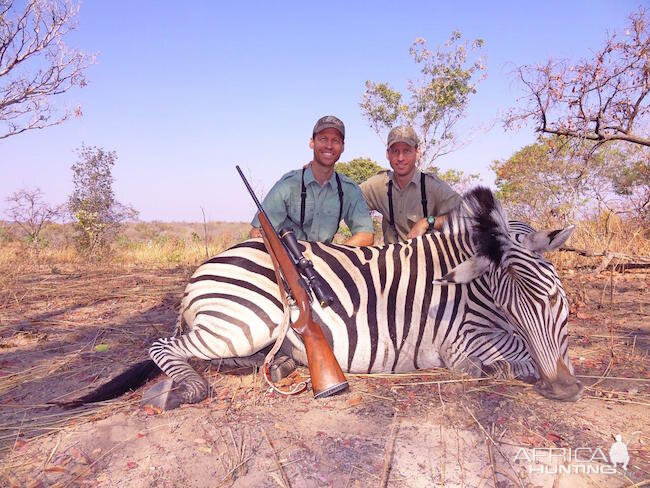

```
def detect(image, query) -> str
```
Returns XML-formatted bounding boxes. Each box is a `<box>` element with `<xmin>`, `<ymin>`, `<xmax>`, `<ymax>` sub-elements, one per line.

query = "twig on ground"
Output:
<box><xmin>8</xmin><ymin>412</ymin><xmax>26</xmax><ymax>461</ymax></box>
<box><xmin>486</xmin><ymin>422</ymin><xmax>498</xmax><ymax>488</ymax></box>
<box><xmin>586</xmin><ymin>356</ymin><xmax>614</xmax><ymax>389</ymax></box>
<box><xmin>464</xmin><ymin>404</ymin><xmax>525</xmax><ymax>488</ymax></box>
<box><xmin>63</xmin><ymin>423</ymin><xmax>170</xmax><ymax>487</ymax></box>
<box><xmin>44</xmin><ymin>435</ymin><xmax>62</xmax><ymax>467</ymax></box>
<box><xmin>378</xmin><ymin>411</ymin><xmax>399</xmax><ymax>488</ymax></box>
<box><xmin>263</xmin><ymin>428</ymin><xmax>291</xmax><ymax>488</ymax></box>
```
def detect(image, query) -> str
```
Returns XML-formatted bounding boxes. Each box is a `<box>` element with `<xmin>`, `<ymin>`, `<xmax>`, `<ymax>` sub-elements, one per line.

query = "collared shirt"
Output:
<box><xmin>360</xmin><ymin>169</ymin><xmax>460</xmax><ymax>244</ymax></box>
<box><xmin>251</xmin><ymin>166</ymin><xmax>374</xmax><ymax>243</ymax></box>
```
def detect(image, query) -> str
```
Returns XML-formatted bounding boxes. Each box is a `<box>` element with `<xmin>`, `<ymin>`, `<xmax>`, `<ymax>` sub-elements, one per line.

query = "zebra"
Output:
<box><xmin>66</xmin><ymin>187</ymin><xmax>583</xmax><ymax>410</ymax></box>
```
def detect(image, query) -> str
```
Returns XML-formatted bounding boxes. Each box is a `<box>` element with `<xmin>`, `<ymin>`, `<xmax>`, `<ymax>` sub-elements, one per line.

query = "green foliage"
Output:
<box><xmin>492</xmin><ymin>137</ymin><xmax>649</xmax><ymax>225</ymax></box>
<box><xmin>0</xmin><ymin>223</ymin><xmax>14</xmax><ymax>244</ymax></box>
<box><xmin>335</xmin><ymin>157</ymin><xmax>385</xmax><ymax>184</ymax></box>
<box><xmin>609</xmin><ymin>149</ymin><xmax>649</xmax><ymax>197</ymax></box>
<box><xmin>435</xmin><ymin>168</ymin><xmax>480</xmax><ymax>194</ymax></box>
<box><xmin>68</xmin><ymin>145</ymin><xmax>138</xmax><ymax>255</ymax></box>
<box><xmin>361</xmin><ymin>33</ymin><xmax>486</xmax><ymax>170</ymax></box>
<box><xmin>335</xmin><ymin>223</ymin><xmax>352</xmax><ymax>241</ymax></box>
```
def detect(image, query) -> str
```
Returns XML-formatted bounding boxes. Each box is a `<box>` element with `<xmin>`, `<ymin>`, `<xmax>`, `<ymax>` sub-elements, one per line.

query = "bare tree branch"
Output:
<box><xmin>506</xmin><ymin>8</ymin><xmax>649</xmax><ymax>148</ymax></box>
<box><xmin>5</xmin><ymin>187</ymin><xmax>62</xmax><ymax>243</ymax></box>
<box><xmin>0</xmin><ymin>0</ymin><xmax>93</xmax><ymax>140</ymax></box>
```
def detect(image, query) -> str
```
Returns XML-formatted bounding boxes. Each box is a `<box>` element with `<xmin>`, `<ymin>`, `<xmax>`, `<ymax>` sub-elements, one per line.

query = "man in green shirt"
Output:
<box><xmin>250</xmin><ymin>116</ymin><xmax>375</xmax><ymax>245</ymax></box>
<box><xmin>360</xmin><ymin>126</ymin><xmax>460</xmax><ymax>244</ymax></box>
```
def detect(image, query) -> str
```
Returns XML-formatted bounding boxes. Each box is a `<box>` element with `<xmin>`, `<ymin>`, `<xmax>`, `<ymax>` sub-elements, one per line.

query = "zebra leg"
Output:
<box><xmin>480</xmin><ymin>360</ymin><xmax>513</xmax><ymax>379</ymax></box>
<box><xmin>211</xmin><ymin>345</ymin><xmax>297</xmax><ymax>382</ymax></box>
<box><xmin>450</xmin><ymin>355</ymin><xmax>485</xmax><ymax>377</ymax></box>
<box><xmin>439</xmin><ymin>343</ymin><xmax>485</xmax><ymax>378</ymax></box>
<box><xmin>147</xmin><ymin>335</ymin><xmax>210</xmax><ymax>410</ymax></box>
<box><xmin>481</xmin><ymin>360</ymin><xmax>539</xmax><ymax>385</ymax></box>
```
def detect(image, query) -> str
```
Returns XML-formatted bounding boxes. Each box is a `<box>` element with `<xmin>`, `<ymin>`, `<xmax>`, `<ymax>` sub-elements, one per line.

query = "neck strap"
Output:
<box><xmin>387</xmin><ymin>172</ymin><xmax>428</xmax><ymax>230</ymax></box>
<box><xmin>300</xmin><ymin>168</ymin><xmax>343</xmax><ymax>233</ymax></box>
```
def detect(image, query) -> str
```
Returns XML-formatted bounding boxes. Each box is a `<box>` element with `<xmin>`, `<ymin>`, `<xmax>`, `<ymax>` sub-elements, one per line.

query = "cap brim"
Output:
<box><xmin>314</xmin><ymin>125</ymin><xmax>344</xmax><ymax>138</ymax></box>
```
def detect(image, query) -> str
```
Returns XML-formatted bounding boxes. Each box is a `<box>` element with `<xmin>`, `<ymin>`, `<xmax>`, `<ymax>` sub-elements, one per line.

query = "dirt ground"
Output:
<box><xmin>0</xmin><ymin>263</ymin><xmax>648</xmax><ymax>487</ymax></box>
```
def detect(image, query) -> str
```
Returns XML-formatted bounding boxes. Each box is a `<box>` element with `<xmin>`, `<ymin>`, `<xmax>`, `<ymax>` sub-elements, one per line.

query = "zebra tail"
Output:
<box><xmin>56</xmin><ymin>360</ymin><xmax>161</xmax><ymax>409</ymax></box>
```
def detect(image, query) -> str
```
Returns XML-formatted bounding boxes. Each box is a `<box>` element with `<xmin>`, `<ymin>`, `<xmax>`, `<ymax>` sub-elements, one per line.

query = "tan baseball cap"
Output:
<box><xmin>313</xmin><ymin>115</ymin><xmax>345</xmax><ymax>140</ymax></box>
<box><xmin>387</xmin><ymin>126</ymin><xmax>419</xmax><ymax>148</ymax></box>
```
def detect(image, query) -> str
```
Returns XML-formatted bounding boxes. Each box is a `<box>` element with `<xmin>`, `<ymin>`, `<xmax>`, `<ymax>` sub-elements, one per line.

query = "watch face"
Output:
<box><xmin>427</xmin><ymin>216</ymin><xmax>435</xmax><ymax>225</ymax></box>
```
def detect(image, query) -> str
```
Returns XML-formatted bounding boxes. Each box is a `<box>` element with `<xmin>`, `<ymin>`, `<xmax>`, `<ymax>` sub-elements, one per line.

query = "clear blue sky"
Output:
<box><xmin>0</xmin><ymin>1</ymin><xmax>639</xmax><ymax>222</ymax></box>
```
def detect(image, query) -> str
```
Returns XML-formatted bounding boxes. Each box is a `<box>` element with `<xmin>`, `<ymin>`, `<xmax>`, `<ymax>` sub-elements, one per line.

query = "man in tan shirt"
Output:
<box><xmin>360</xmin><ymin>126</ymin><xmax>461</xmax><ymax>244</ymax></box>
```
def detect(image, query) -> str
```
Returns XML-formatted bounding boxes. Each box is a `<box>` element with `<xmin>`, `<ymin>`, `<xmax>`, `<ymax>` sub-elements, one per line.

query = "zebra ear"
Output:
<box><xmin>434</xmin><ymin>256</ymin><xmax>491</xmax><ymax>285</ymax></box>
<box><xmin>523</xmin><ymin>225</ymin><xmax>575</xmax><ymax>253</ymax></box>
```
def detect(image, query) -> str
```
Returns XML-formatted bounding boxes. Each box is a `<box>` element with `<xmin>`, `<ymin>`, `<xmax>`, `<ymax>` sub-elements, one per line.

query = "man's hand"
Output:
<box><xmin>344</xmin><ymin>231</ymin><xmax>374</xmax><ymax>246</ymax></box>
<box><xmin>249</xmin><ymin>227</ymin><xmax>262</xmax><ymax>238</ymax></box>
<box><xmin>407</xmin><ymin>218</ymin><xmax>430</xmax><ymax>239</ymax></box>
<box><xmin>406</xmin><ymin>214</ymin><xmax>449</xmax><ymax>239</ymax></box>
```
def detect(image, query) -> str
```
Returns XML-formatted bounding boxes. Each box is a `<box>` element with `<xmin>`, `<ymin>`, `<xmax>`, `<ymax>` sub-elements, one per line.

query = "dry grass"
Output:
<box><xmin>0</xmin><ymin>221</ymin><xmax>251</xmax><ymax>269</ymax></box>
<box><xmin>1</xmin><ymin>217</ymin><xmax>648</xmax><ymax>273</ymax></box>
<box><xmin>541</xmin><ymin>215</ymin><xmax>650</xmax><ymax>272</ymax></box>
<box><xmin>0</xmin><ymin>218</ymin><xmax>648</xmax><ymax>486</ymax></box>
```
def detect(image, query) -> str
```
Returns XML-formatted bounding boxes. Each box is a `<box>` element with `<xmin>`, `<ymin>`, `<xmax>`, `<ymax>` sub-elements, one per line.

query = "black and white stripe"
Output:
<box><xmin>144</xmin><ymin>187</ymin><xmax>581</xmax><ymax>406</ymax></box>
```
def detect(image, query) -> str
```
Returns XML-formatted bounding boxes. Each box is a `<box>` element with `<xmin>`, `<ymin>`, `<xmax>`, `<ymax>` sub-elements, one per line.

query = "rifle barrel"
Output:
<box><xmin>236</xmin><ymin>165</ymin><xmax>265</xmax><ymax>213</ymax></box>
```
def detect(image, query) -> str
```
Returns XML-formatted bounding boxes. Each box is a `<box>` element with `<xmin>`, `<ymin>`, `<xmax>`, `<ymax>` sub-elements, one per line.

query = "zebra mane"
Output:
<box><xmin>453</xmin><ymin>186</ymin><xmax>511</xmax><ymax>265</ymax></box>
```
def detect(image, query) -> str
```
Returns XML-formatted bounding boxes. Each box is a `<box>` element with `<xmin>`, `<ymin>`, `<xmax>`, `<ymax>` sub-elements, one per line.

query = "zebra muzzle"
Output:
<box><xmin>534</xmin><ymin>359</ymin><xmax>583</xmax><ymax>402</ymax></box>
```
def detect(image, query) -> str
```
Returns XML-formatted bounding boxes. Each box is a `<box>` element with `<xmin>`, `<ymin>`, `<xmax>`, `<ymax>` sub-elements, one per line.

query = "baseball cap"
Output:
<box><xmin>313</xmin><ymin>115</ymin><xmax>345</xmax><ymax>140</ymax></box>
<box><xmin>387</xmin><ymin>126</ymin><xmax>419</xmax><ymax>148</ymax></box>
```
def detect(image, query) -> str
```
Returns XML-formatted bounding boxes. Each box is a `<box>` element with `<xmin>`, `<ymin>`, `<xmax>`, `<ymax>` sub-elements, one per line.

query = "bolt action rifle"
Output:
<box><xmin>236</xmin><ymin>165</ymin><xmax>348</xmax><ymax>398</ymax></box>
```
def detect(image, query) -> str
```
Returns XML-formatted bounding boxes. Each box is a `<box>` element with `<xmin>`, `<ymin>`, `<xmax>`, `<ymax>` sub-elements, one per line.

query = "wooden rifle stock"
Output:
<box><xmin>236</xmin><ymin>166</ymin><xmax>348</xmax><ymax>398</ymax></box>
<box><xmin>258</xmin><ymin>211</ymin><xmax>349</xmax><ymax>398</ymax></box>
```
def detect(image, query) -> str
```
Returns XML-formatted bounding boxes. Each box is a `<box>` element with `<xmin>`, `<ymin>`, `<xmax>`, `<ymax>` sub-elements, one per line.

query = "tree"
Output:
<box><xmin>506</xmin><ymin>8</ymin><xmax>649</xmax><ymax>149</ymax></box>
<box><xmin>360</xmin><ymin>33</ymin><xmax>486</xmax><ymax>170</ymax></box>
<box><xmin>0</xmin><ymin>0</ymin><xmax>92</xmax><ymax>140</ymax></box>
<box><xmin>335</xmin><ymin>157</ymin><xmax>385</xmax><ymax>184</ymax></box>
<box><xmin>492</xmin><ymin>136</ymin><xmax>649</xmax><ymax>224</ymax></box>
<box><xmin>5</xmin><ymin>187</ymin><xmax>61</xmax><ymax>243</ymax></box>
<box><xmin>436</xmin><ymin>168</ymin><xmax>480</xmax><ymax>194</ymax></box>
<box><xmin>604</xmin><ymin>144</ymin><xmax>649</xmax><ymax>221</ymax></box>
<box><xmin>68</xmin><ymin>145</ymin><xmax>137</xmax><ymax>254</ymax></box>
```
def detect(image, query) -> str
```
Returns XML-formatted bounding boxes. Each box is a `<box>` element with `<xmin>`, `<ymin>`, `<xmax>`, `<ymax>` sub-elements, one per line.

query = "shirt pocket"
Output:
<box><xmin>289</xmin><ymin>198</ymin><xmax>314</xmax><ymax>227</ymax></box>
<box><xmin>406</xmin><ymin>213</ymin><xmax>421</xmax><ymax>228</ymax></box>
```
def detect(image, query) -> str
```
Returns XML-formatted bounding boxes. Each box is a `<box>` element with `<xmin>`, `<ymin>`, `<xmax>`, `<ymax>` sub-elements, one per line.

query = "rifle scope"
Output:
<box><xmin>280</xmin><ymin>228</ymin><xmax>334</xmax><ymax>308</ymax></box>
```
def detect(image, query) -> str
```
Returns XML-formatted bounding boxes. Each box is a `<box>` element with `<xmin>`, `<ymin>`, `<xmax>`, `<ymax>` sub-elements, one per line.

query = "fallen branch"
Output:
<box><xmin>378</xmin><ymin>411</ymin><xmax>399</xmax><ymax>488</ymax></box>
<box><xmin>263</xmin><ymin>428</ymin><xmax>291</xmax><ymax>488</ymax></box>
<box><xmin>561</xmin><ymin>246</ymin><xmax>650</xmax><ymax>262</ymax></box>
<box><xmin>559</xmin><ymin>247</ymin><xmax>650</xmax><ymax>272</ymax></box>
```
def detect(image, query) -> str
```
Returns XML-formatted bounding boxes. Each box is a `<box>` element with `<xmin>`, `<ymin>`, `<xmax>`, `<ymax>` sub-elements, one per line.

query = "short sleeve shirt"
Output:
<box><xmin>360</xmin><ymin>169</ymin><xmax>460</xmax><ymax>244</ymax></box>
<box><xmin>251</xmin><ymin>166</ymin><xmax>374</xmax><ymax>243</ymax></box>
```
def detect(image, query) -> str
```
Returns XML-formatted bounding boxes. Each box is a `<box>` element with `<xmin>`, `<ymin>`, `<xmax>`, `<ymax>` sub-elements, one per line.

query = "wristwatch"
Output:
<box><xmin>427</xmin><ymin>215</ymin><xmax>435</xmax><ymax>230</ymax></box>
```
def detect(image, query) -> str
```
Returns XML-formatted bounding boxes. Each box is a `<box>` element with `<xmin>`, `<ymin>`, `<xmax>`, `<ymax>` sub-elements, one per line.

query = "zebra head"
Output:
<box><xmin>436</xmin><ymin>187</ymin><xmax>583</xmax><ymax>402</ymax></box>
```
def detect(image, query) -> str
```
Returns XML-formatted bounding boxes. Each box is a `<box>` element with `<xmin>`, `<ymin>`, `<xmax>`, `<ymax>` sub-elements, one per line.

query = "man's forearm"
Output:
<box><xmin>406</xmin><ymin>214</ymin><xmax>449</xmax><ymax>239</ymax></box>
<box><xmin>432</xmin><ymin>213</ymin><xmax>449</xmax><ymax>231</ymax></box>
<box><xmin>344</xmin><ymin>231</ymin><xmax>374</xmax><ymax>246</ymax></box>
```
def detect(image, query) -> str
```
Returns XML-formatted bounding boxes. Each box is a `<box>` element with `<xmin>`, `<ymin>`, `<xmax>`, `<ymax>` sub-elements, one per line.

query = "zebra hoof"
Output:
<box><xmin>269</xmin><ymin>356</ymin><xmax>296</xmax><ymax>382</ymax></box>
<box><xmin>141</xmin><ymin>377</ymin><xmax>208</xmax><ymax>411</ymax></box>
<box><xmin>141</xmin><ymin>378</ymin><xmax>178</xmax><ymax>410</ymax></box>
<box><xmin>481</xmin><ymin>361</ymin><xmax>513</xmax><ymax>379</ymax></box>
<box><xmin>453</xmin><ymin>356</ymin><xmax>484</xmax><ymax>378</ymax></box>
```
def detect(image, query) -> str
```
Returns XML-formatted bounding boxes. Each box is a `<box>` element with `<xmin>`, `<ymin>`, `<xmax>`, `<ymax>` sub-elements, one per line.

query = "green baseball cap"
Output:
<box><xmin>313</xmin><ymin>115</ymin><xmax>345</xmax><ymax>140</ymax></box>
<box><xmin>387</xmin><ymin>126</ymin><xmax>419</xmax><ymax>148</ymax></box>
